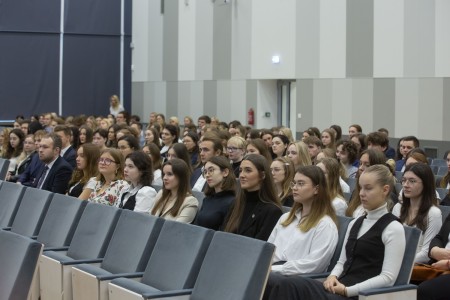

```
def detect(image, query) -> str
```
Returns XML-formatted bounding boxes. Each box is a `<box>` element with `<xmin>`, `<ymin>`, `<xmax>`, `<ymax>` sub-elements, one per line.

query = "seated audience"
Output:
<box><xmin>194</xmin><ymin>156</ymin><xmax>236</xmax><ymax>230</ymax></box>
<box><xmin>117</xmin><ymin>151</ymin><xmax>157</xmax><ymax>213</ymax></box>
<box><xmin>149</xmin><ymin>158</ymin><xmax>198</xmax><ymax>223</ymax></box>
<box><xmin>67</xmin><ymin>143</ymin><xmax>100</xmax><ymax>199</ymax></box>
<box><xmin>222</xmin><ymin>154</ymin><xmax>283</xmax><ymax>241</ymax></box>
<box><xmin>265</xmin><ymin>165</ymin><xmax>405</xmax><ymax>299</ymax></box>
<box><xmin>87</xmin><ymin>148</ymin><xmax>129</xmax><ymax>205</ymax></box>
<box><xmin>392</xmin><ymin>163</ymin><xmax>441</xmax><ymax>264</ymax></box>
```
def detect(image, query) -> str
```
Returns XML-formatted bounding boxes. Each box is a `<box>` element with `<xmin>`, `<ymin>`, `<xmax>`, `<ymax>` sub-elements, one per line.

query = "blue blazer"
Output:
<box><xmin>18</xmin><ymin>152</ymin><xmax>44</xmax><ymax>187</ymax></box>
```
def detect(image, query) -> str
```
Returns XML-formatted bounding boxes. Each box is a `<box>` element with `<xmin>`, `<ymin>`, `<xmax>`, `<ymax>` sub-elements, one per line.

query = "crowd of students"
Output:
<box><xmin>1</xmin><ymin>96</ymin><xmax>450</xmax><ymax>299</ymax></box>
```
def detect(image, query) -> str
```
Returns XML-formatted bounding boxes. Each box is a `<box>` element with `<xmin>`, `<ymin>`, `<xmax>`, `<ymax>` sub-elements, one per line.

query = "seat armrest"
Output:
<box><xmin>300</xmin><ymin>272</ymin><xmax>330</xmax><ymax>279</ymax></box>
<box><xmin>43</xmin><ymin>246</ymin><xmax>69</xmax><ymax>252</ymax></box>
<box><xmin>31</xmin><ymin>236</ymin><xmax>38</xmax><ymax>240</ymax></box>
<box><xmin>359</xmin><ymin>284</ymin><xmax>417</xmax><ymax>296</ymax></box>
<box><xmin>61</xmin><ymin>258</ymin><xmax>103</xmax><ymax>266</ymax></box>
<box><xmin>97</xmin><ymin>272</ymin><xmax>144</xmax><ymax>281</ymax></box>
<box><xmin>142</xmin><ymin>289</ymin><xmax>193</xmax><ymax>299</ymax></box>
<box><xmin>2</xmin><ymin>227</ymin><xmax>11</xmax><ymax>231</ymax></box>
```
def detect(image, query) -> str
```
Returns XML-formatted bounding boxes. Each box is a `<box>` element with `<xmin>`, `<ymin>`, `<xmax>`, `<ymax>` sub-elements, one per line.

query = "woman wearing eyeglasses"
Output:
<box><xmin>270</xmin><ymin>157</ymin><xmax>295</xmax><ymax>207</ymax></box>
<box><xmin>227</xmin><ymin>136</ymin><xmax>246</xmax><ymax>178</ymax></box>
<box><xmin>222</xmin><ymin>154</ymin><xmax>282</xmax><ymax>241</ymax></box>
<box><xmin>149</xmin><ymin>158</ymin><xmax>198</xmax><ymax>223</ymax></box>
<box><xmin>87</xmin><ymin>148</ymin><xmax>129</xmax><ymax>206</ymax></box>
<box><xmin>116</xmin><ymin>151</ymin><xmax>157</xmax><ymax>213</ymax></box>
<box><xmin>194</xmin><ymin>156</ymin><xmax>236</xmax><ymax>230</ymax></box>
<box><xmin>392</xmin><ymin>163</ymin><xmax>442</xmax><ymax>264</ymax></box>
<box><xmin>263</xmin><ymin>165</ymin><xmax>338</xmax><ymax>298</ymax></box>
<box><xmin>265</xmin><ymin>165</ymin><xmax>406</xmax><ymax>300</ymax></box>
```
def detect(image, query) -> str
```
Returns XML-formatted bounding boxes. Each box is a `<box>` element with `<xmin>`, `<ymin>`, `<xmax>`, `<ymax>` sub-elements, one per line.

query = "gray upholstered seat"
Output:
<box><xmin>37</xmin><ymin>193</ymin><xmax>87</xmax><ymax>249</ymax></box>
<box><xmin>0</xmin><ymin>181</ymin><xmax>26</xmax><ymax>228</ymax></box>
<box><xmin>9</xmin><ymin>188</ymin><xmax>53</xmax><ymax>237</ymax></box>
<box><xmin>40</xmin><ymin>203</ymin><xmax>122</xmax><ymax>300</ymax></box>
<box><xmin>108</xmin><ymin>221</ymin><xmax>214</xmax><ymax>300</ymax></box>
<box><xmin>0</xmin><ymin>230</ymin><xmax>43</xmax><ymax>300</ymax></box>
<box><xmin>0</xmin><ymin>158</ymin><xmax>10</xmax><ymax>180</ymax></box>
<box><xmin>358</xmin><ymin>226</ymin><xmax>421</xmax><ymax>300</ymax></box>
<box><xmin>71</xmin><ymin>211</ymin><xmax>164</xmax><ymax>300</ymax></box>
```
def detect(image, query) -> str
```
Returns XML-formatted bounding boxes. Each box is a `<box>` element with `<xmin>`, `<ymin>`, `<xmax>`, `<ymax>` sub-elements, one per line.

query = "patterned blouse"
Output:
<box><xmin>88</xmin><ymin>178</ymin><xmax>129</xmax><ymax>206</ymax></box>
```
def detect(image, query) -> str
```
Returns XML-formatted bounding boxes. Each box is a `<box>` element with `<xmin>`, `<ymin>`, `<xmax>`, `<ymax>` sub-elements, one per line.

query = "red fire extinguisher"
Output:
<box><xmin>248</xmin><ymin>108</ymin><xmax>254</xmax><ymax>126</ymax></box>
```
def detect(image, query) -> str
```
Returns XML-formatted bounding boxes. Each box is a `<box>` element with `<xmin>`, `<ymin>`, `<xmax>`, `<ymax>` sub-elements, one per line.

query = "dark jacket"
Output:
<box><xmin>428</xmin><ymin>213</ymin><xmax>450</xmax><ymax>263</ymax></box>
<box><xmin>18</xmin><ymin>152</ymin><xmax>43</xmax><ymax>186</ymax></box>
<box><xmin>35</xmin><ymin>156</ymin><xmax>73</xmax><ymax>194</ymax></box>
<box><xmin>62</xmin><ymin>145</ymin><xmax>77</xmax><ymax>169</ymax></box>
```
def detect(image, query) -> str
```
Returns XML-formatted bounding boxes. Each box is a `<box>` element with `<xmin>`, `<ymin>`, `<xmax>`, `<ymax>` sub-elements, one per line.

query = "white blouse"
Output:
<box><xmin>117</xmin><ymin>185</ymin><xmax>157</xmax><ymax>213</ymax></box>
<box><xmin>392</xmin><ymin>203</ymin><xmax>442</xmax><ymax>264</ymax></box>
<box><xmin>330</xmin><ymin>203</ymin><xmax>405</xmax><ymax>297</ymax></box>
<box><xmin>332</xmin><ymin>196</ymin><xmax>348</xmax><ymax>216</ymax></box>
<box><xmin>268</xmin><ymin>211</ymin><xmax>338</xmax><ymax>276</ymax></box>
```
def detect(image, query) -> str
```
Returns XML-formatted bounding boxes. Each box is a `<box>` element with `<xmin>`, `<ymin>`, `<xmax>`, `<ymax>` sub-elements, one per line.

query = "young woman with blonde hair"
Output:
<box><xmin>287</xmin><ymin>141</ymin><xmax>312</xmax><ymax>169</ymax></box>
<box><xmin>270</xmin><ymin>157</ymin><xmax>295</xmax><ymax>207</ymax></box>
<box><xmin>316</xmin><ymin>158</ymin><xmax>348</xmax><ymax>216</ymax></box>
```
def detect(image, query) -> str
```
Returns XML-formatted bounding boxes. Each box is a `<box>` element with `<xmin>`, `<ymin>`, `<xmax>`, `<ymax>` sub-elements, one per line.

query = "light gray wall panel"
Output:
<box><xmin>203</xmin><ymin>80</ymin><xmax>218</xmax><ymax>118</ymax></box>
<box><xmin>346</xmin><ymin>0</ymin><xmax>374</xmax><ymax>77</ymax></box>
<box><xmin>296</xmin><ymin>80</ymin><xmax>314</xmax><ymax>131</ymax></box>
<box><xmin>404</xmin><ymin>0</ymin><xmax>435</xmax><ymax>77</ymax></box>
<box><xmin>162</xmin><ymin>0</ymin><xmax>179</xmax><ymax>81</ymax></box>
<box><xmin>296</xmin><ymin>0</ymin><xmax>320</xmax><ymax>78</ymax></box>
<box><xmin>418</xmin><ymin>79</ymin><xmax>443</xmax><ymax>140</ymax></box>
<box><xmin>351</xmin><ymin>79</ymin><xmax>374</xmax><ymax>133</ymax></box>
<box><xmin>212</xmin><ymin>3</ymin><xmax>232</xmax><ymax>79</ymax></box>
<box><xmin>443</xmin><ymin>78</ymin><xmax>450</xmax><ymax>141</ymax></box>
<box><xmin>313</xmin><ymin>79</ymin><xmax>333</xmax><ymax>130</ymax></box>
<box><xmin>166</xmin><ymin>81</ymin><xmax>179</xmax><ymax>119</ymax></box>
<box><xmin>373</xmin><ymin>79</ymin><xmax>395</xmax><ymax>133</ymax></box>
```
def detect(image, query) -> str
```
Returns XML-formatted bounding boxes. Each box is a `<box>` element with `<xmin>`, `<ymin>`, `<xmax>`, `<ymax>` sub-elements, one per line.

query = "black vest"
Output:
<box><xmin>119</xmin><ymin>190</ymin><xmax>139</xmax><ymax>211</ymax></box>
<box><xmin>339</xmin><ymin>213</ymin><xmax>399</xmax><ymax>287</ymax></box>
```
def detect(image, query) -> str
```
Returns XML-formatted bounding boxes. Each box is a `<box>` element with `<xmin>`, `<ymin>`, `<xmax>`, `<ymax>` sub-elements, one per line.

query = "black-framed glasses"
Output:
<box><xmin>98</xmin><ymin>157</ymin><xmax>118</xmax><ymax>166</ymax></box>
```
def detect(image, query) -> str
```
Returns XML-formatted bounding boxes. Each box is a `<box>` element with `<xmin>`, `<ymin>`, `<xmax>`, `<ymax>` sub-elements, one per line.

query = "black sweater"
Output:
<box><xmin>194</xmin><ymin>190</ymin><xmax>235</xmax><ymax>230</ymax></box>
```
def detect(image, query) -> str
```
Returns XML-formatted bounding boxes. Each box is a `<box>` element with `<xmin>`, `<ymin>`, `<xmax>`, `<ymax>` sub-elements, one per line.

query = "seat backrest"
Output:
<box><xmin>436</xmin><ymin>188</ymin><xmax>449</xmax><ymax>201</ymax></box>
<box><xmin>142</xmin><ymin>220</ymin><xmax>214</xmax><ymax>290</ymax></box>
<box><xmin>394</xmin><ymin>226</ymin><xmax>421</xmax><ymax>285</ymax></box>
<box><xmin>10</xmin><ymin>188</ymin><xmax>53</xmax><ymax>236</ymax></box>
<box><xmin>327</xmin><ymin>216</ymin><xmax>353</xmax><ymax>272</ymax></box>
<box><xmin>394</xmin><ymin>171</ymin><xmax>403</xmax><ymax>182</ymax></box>
<box><xmin>438</xmin><ymin>167</ymin><xmax>448</xmax><ymax>176</ymax></box>
<box><xmin>0</xmin><ymin>158</ymin><xmax>10</xmax><ymax>180</ymax></box>
<box><xmin>37</xmin><ymin>194</ymin><xmax>87</xmax><ymax>248</ymax></box>
<box><xmin>431</xmin><ymin>159</ymin><xmax>447</xmax><ymax>167</ymax></box>
<box><xmin>67</xmin><ymin>203</ymin><xmax>121</xmax><ymax>260</ymax></box>
<box><xmin>439</xmin><ymin>205</ymin><xmax>450</xmax><ymax>223</ymax></box>
<box><xmin>0</xmin><ymin>181</ymin><xmax>26</xmax><ymax>227</ymax></box>
<box><xmin>346</xmin><ymin>177</ymin><xmax>357</xmax><ymax>193</ymax></box>
<box><xmin>101</xmin><ymin>211</ymin><xmax>164</xmax><ymax>274</ymax></box>
<box><xmin>0</xmin><ymin>230</ymin><xmax>43</xmax><ymax>300</ymax></box>
<box><xmin>192</xmin><ymin>191</ymin><xmax>205</xmax><ymax>211</ymax></box>
<box><xmin>191</xmin><ymin>232</ymin><xmax>275</xmax><ymax>300</ymax></box>
<box><xmin>153</xmin><ymin>185</ymin><xmax>162</xmax><ymax>192</ymax></box>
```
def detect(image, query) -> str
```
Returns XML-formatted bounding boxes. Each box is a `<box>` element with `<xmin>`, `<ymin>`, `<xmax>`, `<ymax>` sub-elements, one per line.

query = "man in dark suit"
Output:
<box><xmin>54</xmin><ymin>125</ymin><xmax>76</xmax><ymax>169</ymax></box>
<box><xmin>34</xmin><ymin>133</ymin><xmax>72</xmax><ymax>194</ymax></box>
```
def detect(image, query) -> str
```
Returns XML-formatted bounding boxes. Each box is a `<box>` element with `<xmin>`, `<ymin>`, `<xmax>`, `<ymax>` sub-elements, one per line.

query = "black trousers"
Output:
<box><xmin>418</xmin><ymin>274</ymin><xmax>450</xmax><ymax>300</ymax></box>
<box><xmin>263</xmin><ymin>273</ymin><xmax>355</xmax><ymax>300</ymax></box>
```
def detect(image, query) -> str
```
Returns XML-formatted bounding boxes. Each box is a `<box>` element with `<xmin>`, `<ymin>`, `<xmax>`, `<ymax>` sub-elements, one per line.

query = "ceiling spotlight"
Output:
<box><xmin>272</xmin><ymin>55</ymin><xmax>280</xmax><ymax>64</ymax></box>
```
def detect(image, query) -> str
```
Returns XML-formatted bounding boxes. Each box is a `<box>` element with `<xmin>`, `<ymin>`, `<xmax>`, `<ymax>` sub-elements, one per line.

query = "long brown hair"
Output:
<box><xmin>317</xmin><ymin>158</ymin><xmax>344</xmax><ymax>200</ymax></box>
<box><xmin>96</xmin><ymin>148</ymin><xmax>125</xmax><ymax>182</ymax></box>
<box><xmin>69</xmin><ymin>143</ymin><xmax>100</xmax><ymax>187</ymax></box>
<box><xmin>272</xmin><ymin>157</ymin><xmax>295</xmax><ymax>204</ymax></box>
<box><xmin>281</xmin><ymin>165</ymin><xmax>337</xmax><ymax>232</ymax></box>
<box><xmin>400</xmin><ymin>163</ymin><xmax>439</xmax><ymax>232</ymax></box>
<box><xmin>151</xmin><ymin>158</ymin><xmax>192</xmax><ymax>217</ymax></box>
<box><xmin>223</xmin><ymin>154</ymin><xmax>281</xmax><ymax>233</ymax></box>
<box><xmin>203</xmin><ymin>156</ymin><xmax>236</xmax><ymax>197</ymax></box>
